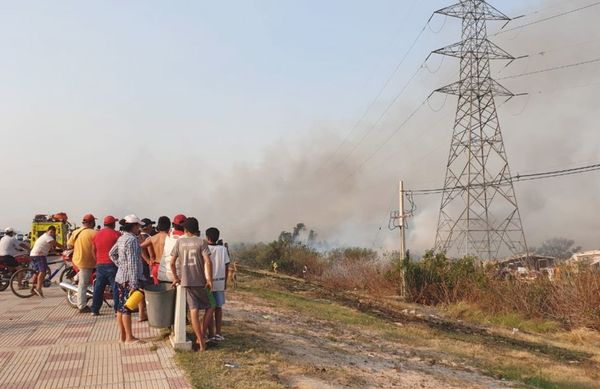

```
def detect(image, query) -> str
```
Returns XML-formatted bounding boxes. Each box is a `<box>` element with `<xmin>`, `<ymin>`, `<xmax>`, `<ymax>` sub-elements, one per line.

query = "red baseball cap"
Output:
<box><xmin>103</xmin><ymin>215</ymin><xmax>118</xmax><ymax>225</ymax></box>
<box><xmin>173</xmin><ymin>214</ymin><xmax>187</xmax><ymax>225</ymax></box>
<box><xmin>82</xmin><ymin>214</ymin><xmax>96</xmax><ymax>223</ymax></box>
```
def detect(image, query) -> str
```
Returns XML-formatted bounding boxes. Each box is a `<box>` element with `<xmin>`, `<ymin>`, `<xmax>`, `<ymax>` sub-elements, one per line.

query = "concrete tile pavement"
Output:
<box><xmin>0</xmin><ymin>285</ymin><xmax>191</xmax><ymax>389</ymax></box>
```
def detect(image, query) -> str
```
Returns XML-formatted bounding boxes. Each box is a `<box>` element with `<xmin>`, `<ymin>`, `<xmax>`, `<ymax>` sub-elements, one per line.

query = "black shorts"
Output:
<box><xmin>0</xmin><ymin>255</ymin><xmax>18</xmax><ymax>267</ymax></box>
<box><xmin>142</xmin><ymin>261</ymin><xmax>150</xmax><ymax>279</ymax></box>
<box><xmin>185</xmin><ymin>287</ymin><xmax>215</xmax><ymax>310</ymax></box>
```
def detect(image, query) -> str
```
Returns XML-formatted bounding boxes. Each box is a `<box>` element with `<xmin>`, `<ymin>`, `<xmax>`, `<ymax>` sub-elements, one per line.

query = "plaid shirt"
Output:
<box><xmin>109</xmin><ymin>232</ymin><xmax>144</xmax><ymax>289</ymax></box>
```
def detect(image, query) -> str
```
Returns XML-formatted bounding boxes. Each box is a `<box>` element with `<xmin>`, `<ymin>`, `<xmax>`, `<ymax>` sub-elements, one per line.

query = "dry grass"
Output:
<box><xmin>399</xmin><ymin>253</ymin><xmax>600</xmax><ymax>331</ymax></box>
<box><xmin>318</xmin><ymin>258</ymin><xmax>396</xmax><ymax>296</ymax></box>
<box><xmin>174</xmin><ymin>324</ymin><xmax>285</xmax><ymax>389</ymax></box>
<box><xmin>467</xmin><ymin>270</ymin><xmax>600</xmax><ymax>330</ymax></box>
<box><xmin>241</xmin><ymin>273</ymin><xmax>600</xmax><ymax>388</ymax></box>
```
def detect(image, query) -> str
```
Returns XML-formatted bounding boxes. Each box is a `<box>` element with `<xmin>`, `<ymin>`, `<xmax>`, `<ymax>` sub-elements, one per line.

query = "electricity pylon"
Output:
<box><xmin>432</xmin><ymin>0</ymin><xmax>528</xmax><ymax>260</ymax></box>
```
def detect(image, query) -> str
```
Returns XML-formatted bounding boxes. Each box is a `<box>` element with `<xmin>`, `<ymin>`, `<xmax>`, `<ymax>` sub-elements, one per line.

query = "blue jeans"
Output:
<box><xmin>92</xmin><ymin>264</ymin><xmax>117</xmax><ymax>314</ymax></box>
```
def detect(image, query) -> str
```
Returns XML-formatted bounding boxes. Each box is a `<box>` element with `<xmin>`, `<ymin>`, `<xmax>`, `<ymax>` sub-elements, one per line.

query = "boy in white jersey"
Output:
<box><xmin>205</xmin><ymin>227</ymin><xmax>230</xmax><ymax>341</ymax></box>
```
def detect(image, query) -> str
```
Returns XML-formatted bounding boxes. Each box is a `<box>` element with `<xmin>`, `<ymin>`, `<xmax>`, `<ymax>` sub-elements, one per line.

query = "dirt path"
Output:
<box><xmin>226</xmin><ymin>287</ymin><xmax>512</xmax><ymax>388</ymax></box>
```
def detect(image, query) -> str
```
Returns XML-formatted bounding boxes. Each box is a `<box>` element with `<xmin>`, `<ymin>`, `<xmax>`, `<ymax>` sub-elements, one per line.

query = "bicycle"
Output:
<box><xmin>10</xmin><ymin>257</ymin><xmax>72</xmax><ymax>298</ymax></box>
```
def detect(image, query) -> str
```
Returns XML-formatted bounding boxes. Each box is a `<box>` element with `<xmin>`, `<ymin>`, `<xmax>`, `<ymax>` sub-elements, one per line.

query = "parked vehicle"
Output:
<box><xmin>0</xmin><ymin>254</ymin><xmax>30</xmax><ymax>291</ymax></box>
<box><xmin>59</xmin><ymin>261</ymin><xmax>112</xmax><ymax>309</ymax></box>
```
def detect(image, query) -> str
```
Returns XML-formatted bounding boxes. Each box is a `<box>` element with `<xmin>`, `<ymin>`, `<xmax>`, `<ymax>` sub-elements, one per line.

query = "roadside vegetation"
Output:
<box><xmin>176</xmin><ymin>271</ymin><xmax>600</xmax><ymax>389</ymax></box>
<box><xmin>232</xmin><ymin>226</ymin><xmax>600</xmax><ymax>332</ymax></box>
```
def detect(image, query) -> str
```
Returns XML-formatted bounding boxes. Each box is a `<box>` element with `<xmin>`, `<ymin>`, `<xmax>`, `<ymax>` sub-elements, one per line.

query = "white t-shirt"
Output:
<box><xmin>30</xmin><ymin>233</ymin><xmax>55</xmax><ymax>256</ymax></box>
<box><xmin>158</xmin><ymin>232</ymin><xmax>182</xmax><ymax>282</ymax></box>
<box><xmin>207</xmin><ymin>244</ymin><xmax>230</xmax><ymax>292</ymax></box>
<box><xmin>0</xmin><ymin>236</ymin><xmax>20</xmax><ymax>256</ymax></box>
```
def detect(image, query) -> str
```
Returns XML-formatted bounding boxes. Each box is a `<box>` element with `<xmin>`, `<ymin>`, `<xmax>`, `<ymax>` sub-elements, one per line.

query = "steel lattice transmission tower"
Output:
<box><xmin>432</xmin><ymin>0</ymin><xmax>528</xmax><ymax>260</ymax></box>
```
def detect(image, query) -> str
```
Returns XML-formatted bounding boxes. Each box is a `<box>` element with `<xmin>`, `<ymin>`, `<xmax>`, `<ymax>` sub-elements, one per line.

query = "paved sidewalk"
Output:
<box><xmin>0</xmin><ymin>285</ymin><xmax>191</xmax><ymax>389</ymax></box>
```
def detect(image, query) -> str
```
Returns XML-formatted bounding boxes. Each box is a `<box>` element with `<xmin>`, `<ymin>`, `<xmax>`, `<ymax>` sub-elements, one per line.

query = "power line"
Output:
<box><xmin>335</xmin><ymin>97</ymin><xmax>429</xmax><ymax>186</ymax></box>
<box><xmin>371</xmin><ymin>185</ymin><xmax>398</xmax><ymax>249</ymax></box>
<box><xmin>329</xmin><ymin>62</ymin><xmax>426</xmax><ymax>170</ymax></box>
<box><xmin>323</xmin><ymin>2</ymin><xmax>597</xmax><ymax>182</ymax></box>
<box><xmin>493</xmin><ymin>0</ymin><xmax>600</xmax><ymax>36</ymax></box>
<box><xmin>499</xmin><ymin>56</ymin><xmax>600</xmax><ymax>80</ymax></box>
<box><xmin>336</xmin><ymin>53</ymin><xmax>600</xmax><ymax>189</ymax></box>
<box><xmin>325</xmin><ymin>3</ymin><xmax>600</xmax><ymax>190</ymax></box>
<box><xmin>316</xmin><ymin>18</ymin><xmax>431</xmax><ymax>174</ymax></box>
<box><xmin>407</xmin><ymin>162</ymin><xmax>600</xmax><ymax>196</ymax></box>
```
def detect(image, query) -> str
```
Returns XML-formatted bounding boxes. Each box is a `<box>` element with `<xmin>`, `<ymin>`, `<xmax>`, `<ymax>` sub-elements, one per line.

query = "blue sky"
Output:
<box><xmin>2</xmin><ymin>0</ymin><xmax>599</xmax><ymax>252</ymax></box>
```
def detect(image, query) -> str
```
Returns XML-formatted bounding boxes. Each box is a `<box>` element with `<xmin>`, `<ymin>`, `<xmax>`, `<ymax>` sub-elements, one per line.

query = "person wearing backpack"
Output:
<box><xmin>67</xmin><ymin>214</ymin><xmax>97</xmax><ymax>313</ymax></box>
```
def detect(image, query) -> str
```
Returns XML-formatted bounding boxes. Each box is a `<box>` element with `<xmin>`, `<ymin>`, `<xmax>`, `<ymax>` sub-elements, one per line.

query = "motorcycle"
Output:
<box><xmin>0</xmin><ymin>254</ymin><xmax>31</xmax><ymax>292</ymax></box>
<box><xmin>59</xmin><ymin>257</ymin><xmax>112</xmax><ymax>309</ymax></box>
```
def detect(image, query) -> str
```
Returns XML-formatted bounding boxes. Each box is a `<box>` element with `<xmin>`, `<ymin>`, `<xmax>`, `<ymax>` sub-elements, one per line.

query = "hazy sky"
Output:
<box><xmin>1</xmin><ymin>0</ymin><xmax>598</xmax><ymax>254</ymax></box>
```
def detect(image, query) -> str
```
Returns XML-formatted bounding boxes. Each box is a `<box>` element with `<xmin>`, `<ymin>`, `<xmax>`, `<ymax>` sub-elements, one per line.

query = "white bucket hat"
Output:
<box><xmin>4</xmin><ymin>227</ymin><xmax>14</xmax><ymax>233</ymax></box>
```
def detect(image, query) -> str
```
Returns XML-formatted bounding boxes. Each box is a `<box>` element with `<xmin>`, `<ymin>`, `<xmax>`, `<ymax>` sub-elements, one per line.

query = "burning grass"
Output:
<box><xmin>234</xmin><ymin>242</ymin><xmax>600</xmax><ymax>332</ymax></box>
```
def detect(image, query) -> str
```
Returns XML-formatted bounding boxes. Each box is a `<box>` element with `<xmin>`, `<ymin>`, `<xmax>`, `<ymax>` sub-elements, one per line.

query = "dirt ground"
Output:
<box><xmin>223</xmin><ymin>282</ymin><xmax>513</xmax><ymax>388</ymax></box>
<box><xmin>176</xmin><ymin>271</ymin><xmax>599</xmax><ymax>389</ymax></box>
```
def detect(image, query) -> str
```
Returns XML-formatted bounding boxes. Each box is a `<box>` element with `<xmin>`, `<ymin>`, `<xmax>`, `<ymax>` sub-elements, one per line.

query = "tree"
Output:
<box><xmin>278</xmin><ymin>231</ymin><xmax>293</xmax><ymax>245</ymax></box>
<box><xmin>292</xmin><ymin>223</ymin><xmax>306</xmax><ymax>243</ymax></box>
<box><xmin>533</xmin><ymin>238</ymin><xmax>582</xmax><ymax>260</ymax></box>
<box><xmin>307</xmin><ymin>230</ymin><xmax>317</xmax><ymax>245</ymax></box>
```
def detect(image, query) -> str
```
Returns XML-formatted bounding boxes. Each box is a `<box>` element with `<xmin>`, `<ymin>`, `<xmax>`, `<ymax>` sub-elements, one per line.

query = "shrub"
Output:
<box><xmin>400</xmin><ymin>252</ymin><xmax>600</xmax><ymax>330</ymax></box>
<box><xmin>320</xmin><ymin>257</ymin><xmax>396</xmax><ymax>296</ymax></box>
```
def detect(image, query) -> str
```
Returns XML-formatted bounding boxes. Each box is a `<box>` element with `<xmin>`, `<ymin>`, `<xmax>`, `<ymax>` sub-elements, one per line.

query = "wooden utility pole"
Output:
<box><xmin>399</xmin><ymin>180</ymin><xmax>407</xmax><ymax>298</ymax></box>
<box><xmin>399</xmin><ymin>180</ymin><xmax>406</xmax><ymax>261</ymax></box>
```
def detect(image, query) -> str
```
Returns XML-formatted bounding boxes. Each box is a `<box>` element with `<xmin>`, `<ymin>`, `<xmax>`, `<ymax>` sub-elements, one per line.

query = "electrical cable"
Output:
<box><xmin>326</xmin><ymin>3</ymin><xmax>600</xmax><ymax>192</ymax></box>
<box><xmin>331</xmin><ymin>62</ymin><xmax>427</xmax><ymax>170</ymax></box>
<box><xmin>428</xmin><ymin>14</ymin><xmax>448</xmax><ymax>34</ymax></box>
<box><xmin>493</xmin><ymin>0</ymin><xmax>600</xmax><ymax>36</ymax></box>
<box><xmin>499</xmin><ymin>56</ymin><xmax>600</xmax><ymax>80</ymax></box>
<box><xmin>424</xmin><ymin>54</ymin><xmax>445</xmax><ymax>74</ymax></box>
<box><xmin>406</xmin><ymin>162</ymin><xmax>600</xmax><ymax>196</ymax></box>
<box><xmin>336</xmin><ymin>97</ymin><xmax>429</xmax><ymax>186</ymax></box>
<box><xmin>426</xmin><ymin>93</ymin><xmax>449</xmax><ymax>113</ymax></box>
<box><xmin>371</xmin><ymin>185</ymin><xmax>398</xmax><ymax>249</ymax></box>
<box><xmin>315</xmin><ymin>19</ymin><xmax>430</xmax><ymax>174</ymax></box>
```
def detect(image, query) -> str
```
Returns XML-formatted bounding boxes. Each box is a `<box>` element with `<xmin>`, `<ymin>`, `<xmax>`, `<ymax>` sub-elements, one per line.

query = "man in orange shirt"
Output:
<box><xmin>68</xmin><ymin>214</ymin><xmax>97</xmax><ymax>313</ymax></box>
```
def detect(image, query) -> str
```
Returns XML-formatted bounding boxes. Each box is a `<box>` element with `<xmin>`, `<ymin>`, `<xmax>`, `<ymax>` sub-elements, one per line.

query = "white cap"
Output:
<box><xmin>123</xmin><ymin>215</ymin><xmax>144</xmax><ymax>225</ymax></box>
<box><xmin>4</xmin><ymin>227</ymin><xmax>14</xmax><ymax>233</ymax></box>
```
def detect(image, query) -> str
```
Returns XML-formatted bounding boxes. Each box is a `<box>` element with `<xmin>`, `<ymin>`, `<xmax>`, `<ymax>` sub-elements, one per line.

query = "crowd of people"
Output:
<box><xmin>0</xmin><ymin>213</ymin><xmax>231</xmax><ymax>351</ymax></box>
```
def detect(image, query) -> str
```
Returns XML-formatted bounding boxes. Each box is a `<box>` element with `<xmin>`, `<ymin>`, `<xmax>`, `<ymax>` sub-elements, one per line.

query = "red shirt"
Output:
<box><xmin>93</xmin><ymin>228</ymin><xmax>121</xmax><ymax>265</ymax></box>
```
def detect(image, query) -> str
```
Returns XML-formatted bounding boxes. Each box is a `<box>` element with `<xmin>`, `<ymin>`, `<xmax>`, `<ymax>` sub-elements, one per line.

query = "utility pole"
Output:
<box><xmin>431</xmin><ymin>0</ymin><xmax>528</xmax><ymax>260</ymax></box>
<box><xmin>399</xmin><ymin>180</ymin><xmax>406</xmax><ymax>261</ymax></box>
<box><xmin>390</xmin><ymin>180</ymin><xmax>408</xmax><ymax>298</ymax></box>
<box><xmin>399</xmin><ymin>180</ymin><xmax>407</xmax><ymax>298</ymax></box>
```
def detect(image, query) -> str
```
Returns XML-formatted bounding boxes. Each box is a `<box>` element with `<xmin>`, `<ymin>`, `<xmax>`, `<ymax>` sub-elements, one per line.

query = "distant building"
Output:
<box><xmin>498</xmin><ymin>254</ymin><xmax>556</xmax><ymax>271</ymax></box>
<box><xmin>568</xmin><ymin>250</ymin><xmax>600</xmax><ymax>272</ymax></box>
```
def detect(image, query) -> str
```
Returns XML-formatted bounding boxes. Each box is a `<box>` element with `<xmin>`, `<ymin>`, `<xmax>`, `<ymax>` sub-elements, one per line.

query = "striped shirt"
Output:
<box><xmin>109</xmin><ymin>232</ymin><xmax>144</xmax><ymax>289</ymax></box>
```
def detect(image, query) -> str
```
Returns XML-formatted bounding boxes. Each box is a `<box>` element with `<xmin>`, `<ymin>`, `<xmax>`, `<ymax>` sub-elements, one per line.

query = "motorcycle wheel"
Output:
<box><xmin>67</xmin><ymin>289</ymin><xmax>79</xmax><ymax>308</ymax></box>
<box><xmin>66</xmin><ymin>279</ymin><xmax>91</xmax><ymax>309</ymax></box>
<box><xmin>59</xmin><ymin>266</ymin><xmax>76</xmax><ymax>293</ymax></box>
<box><xmin>0</xmin><ymin>276</ymin><xmax>9</xmax><ymax>291</ymax></box>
